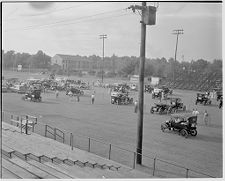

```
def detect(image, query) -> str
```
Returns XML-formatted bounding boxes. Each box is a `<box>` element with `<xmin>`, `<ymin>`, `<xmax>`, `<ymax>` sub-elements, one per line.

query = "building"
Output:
<box><xmin>51</xmin><ymin>54</ymin><xmax>93</xmax><ymax>72</ymax></box>
<box><xmin>51</xmin><ymin>54</ymin><xmax>119</xmax><ymax>73</ymax></box>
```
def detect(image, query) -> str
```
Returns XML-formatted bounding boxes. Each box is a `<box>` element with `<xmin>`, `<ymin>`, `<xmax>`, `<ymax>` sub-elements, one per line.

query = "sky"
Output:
<box><xmin>2</xmin><ymin>1</ymin><xmax>222</xmax><ymax>62</ymax></box>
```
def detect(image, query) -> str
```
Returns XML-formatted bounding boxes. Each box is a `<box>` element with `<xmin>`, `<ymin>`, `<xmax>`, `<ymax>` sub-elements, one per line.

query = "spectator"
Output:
<box><xmin>91</xmin><ymin>94</ymin><xmax>95</xmax><ymax>104</ymax></box>
<box><xmin>55</xmin><ymin>89</ymin><xmax>59</xmax><ymax>98</ymax></box>
<box><xmin>203</xmin><ymin>110</ymin><xmax>209</xmax><ymax>125</ymax></box>
<box><xmin>134</xmin><ymin>100</ymin><xmax>138</xmax><ymax>113</ymax></box>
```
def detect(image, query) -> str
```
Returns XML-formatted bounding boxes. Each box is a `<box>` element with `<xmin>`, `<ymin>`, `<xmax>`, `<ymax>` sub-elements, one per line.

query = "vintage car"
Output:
<box><xmin>168</xmin><ymin>97</ymin><xmax>186</xmax><ymax>113</ymax></box>
<box><xmin>195</xmin><ymin>93</ymin><xmax>212</xmax><ymax>105</ymax></box>
<box><xmin>9</xmin><ymin>84</ymin><xmax>27</xmax><ymax>94</ymax></box>
<box><xmin>152</xmin><ymin>88</ymin><xmax>163</xmax><ymax>99</ymax></box>
<box><xmin>22</xmin><ymin>89</ymin><xmax>42</xmax><ymax>102</ymax></box>
<box><xmin>144</xmin><ymin>85</ymin><xmax>154</xmax><ymax>93</ymax></box>
<box><xmin>216</xmin><ymin>91</ymin><xmax>222</xmax><ymax>101</ymax></box>
<box><xmin>159</xmin><ymin>86</ymin><xmax>173</xmax><ymax>95</ymax></box>
<box><xmin>150</xmin><ymin>103</ymin><xmax>171</xmax><ymax>114</ymax></box>
<box><xmin>161</xmin><ymin>113</ymin><xmax>198</xmax><ymax>138</ymax></box>
<box><xmin>66</xmin><ymin>87</ymin><xmax>84</xmax><ymax>96</ymax></box>
<box><xmin>111</xmin><ymin>91</ymin><xmax>133</xmax><ymax>105</ymax></box>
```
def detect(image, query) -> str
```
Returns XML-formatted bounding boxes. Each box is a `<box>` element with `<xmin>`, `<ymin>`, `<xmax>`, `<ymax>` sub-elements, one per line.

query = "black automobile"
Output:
<box><xmin>216</xmin><ymin>91</ymin><xmax>222</xmax><ymax>101</ymax></box>
<box><xmin>159</xmin><ymin>86</ymin><xmax>173</xmax><ymax>95</ymax></box>
<box><xmin>22</xmin><ymin>89</ymin><xmax>42</xmax><ymax>102</ymax></box>
<box><xmin>195</xmin><ymin>93</ymin><xmax>211</xmax><ymax>105</ymax></box>
<box><xmin>111</xmin><ymin>92</ymin><xmax>133</xmax><ymax>105</ymax></box>
<box><xmin>150</xmin><ymin>103</ymin><xmax>171</xmax><ymax>114</ymax></box>
<box><xmin>161</xmin><ymin>113</ymin><xmax>197</xmax><ymax>138</ymax></box>
<box><xmin>152</xmin><ymin>88</ymin><xmax>163</xmax><ymax>99</ymax></box>
<box><xmin>168</xmin><ymin>98</ymin><xmax>186</xmax><ymax>113</ymax></box>
<box><xmin>66</xmin><ymin>87</ymin><xmax>84</xmax><ymax>96</ymax></box>
<box><xmin>145</xmin><ymin>85</ymin><xmax>154</xmax><ymax>93</ymax></box>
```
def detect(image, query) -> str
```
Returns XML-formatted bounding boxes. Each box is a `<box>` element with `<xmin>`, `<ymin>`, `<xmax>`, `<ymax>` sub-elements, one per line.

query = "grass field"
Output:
<box><xmin>2</xmin><ymin>70</ymin><xmax>223</xmax><ymax>177</ymax></box>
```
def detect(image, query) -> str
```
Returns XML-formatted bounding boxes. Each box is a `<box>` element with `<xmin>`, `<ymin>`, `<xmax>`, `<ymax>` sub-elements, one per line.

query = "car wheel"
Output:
<box><xmin>180</xmin><ymin>129</ymin><xmax>188</xmax><ymax>138</ymax></box>
<box><xmin>190</xmin><ymin>129</ymin><xmax>197</xmax><ymax>136</ymax></box>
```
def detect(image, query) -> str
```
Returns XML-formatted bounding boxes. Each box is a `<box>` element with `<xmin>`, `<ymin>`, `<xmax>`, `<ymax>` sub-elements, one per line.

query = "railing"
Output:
<box><xmin>45</xmin><ymin>125</ymin><xmax>65</xmax><ymax>143</ymax></box>
<box><xmin>9</xmin><ymin>114</ymin><xmax>37</xmax><ymax>134</ymax></box>
<box><xmin>2</xmin><ymin>111</ymin><xmax>216</xmax><ymax>178</ymax></box>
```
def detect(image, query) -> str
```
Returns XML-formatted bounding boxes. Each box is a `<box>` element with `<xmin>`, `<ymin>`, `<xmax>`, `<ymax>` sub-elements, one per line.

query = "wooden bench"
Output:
<box><xmin>1</xmin><ymin>145</ymin><xmax>15</xmax><ymax>158</ymax></box>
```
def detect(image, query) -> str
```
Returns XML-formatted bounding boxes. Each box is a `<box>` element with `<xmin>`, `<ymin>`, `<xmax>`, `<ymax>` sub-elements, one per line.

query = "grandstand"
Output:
<box><xmin>1</xmin><ymin>122</ymin><xmax>152</xmax><ymax>179</ymax></box>
<box><xmin>159</xmin><ymin>71</ymin><xmax>222</xmax><ymax>92</ymax></box>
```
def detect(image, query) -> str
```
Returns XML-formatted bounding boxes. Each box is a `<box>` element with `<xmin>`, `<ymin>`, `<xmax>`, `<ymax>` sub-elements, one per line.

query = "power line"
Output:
<box><xmin>4</xmin><ymin>8</ymin><xmax>127</xmax><ymax>32</ymax></box>
<box><xmin>3</xmin><ymin>2</ymin><xmax>94</xmax><ymax>21</ymax></box>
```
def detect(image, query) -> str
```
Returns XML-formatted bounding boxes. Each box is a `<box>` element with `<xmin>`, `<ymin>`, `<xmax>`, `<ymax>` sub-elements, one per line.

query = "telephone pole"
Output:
<box><xmin>172</xmin><ymin>29</ymin><xmax>184</xmax><ymax>80</ymax></box>
<box><xmin>128</xmin><ymin>2</ymin><xmax>156</xmax><ymax>165</ymax></box>
<box><xmin>99</xmin><ymin>34</ymin><xmax>107</xmax><ymax>83</ymax></box>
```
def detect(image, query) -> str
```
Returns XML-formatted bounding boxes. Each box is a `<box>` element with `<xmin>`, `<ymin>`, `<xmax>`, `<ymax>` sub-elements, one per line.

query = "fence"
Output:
<box><xmin>2</xmin><ymin>111</ymin><xmax>215</xmax><ymax>178</ymax></box>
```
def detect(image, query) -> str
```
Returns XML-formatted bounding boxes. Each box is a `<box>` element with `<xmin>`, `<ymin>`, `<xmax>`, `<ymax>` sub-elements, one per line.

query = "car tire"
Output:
<box><xmin>180</xmin><ymin>129</ymin><xmax>188</xmax><ymax>138</ymax></box>
<box><xmin>190</xmin><ymin>129</ymin><xmax>197</xmax><ymax>136</ymax></box>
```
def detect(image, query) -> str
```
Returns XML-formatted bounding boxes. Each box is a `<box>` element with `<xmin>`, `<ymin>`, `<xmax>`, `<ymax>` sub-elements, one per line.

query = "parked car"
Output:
<box><xmin>152</xmin><ymin>88</ymin><xmax>163</xmax><ymax>99</ymax></box>
<box><xmin>9</xmin><ymin>84</ymin><xmax>27</xmax><ymax>94</ymax></box>
<box><xmin>66</xmin><ymin>87</ymin><xmax>84</xmax><ymax>96</ymax></box>
<box><xmin>159</xmin><ymin>85</ymin><xmax>173</xmax><ymax>95</ymax></box>
<box><xmin>111</xmin><ymin>92</ymin><xmax>133</xmax><ymax>105</ymax></box>
<box><xmin>161</xmin><ymin>113</ymin><xmax>198</xmax><ymax>138</ymax></box>
<box><xmin>195</xmin><ymin>93</ymin><xmax>212</xmax><ymax>105</ymax></box>
<box><xmin>22</xmin><ymin>89</ymin><xmax>42</xmax><ymax>102</ymax></box>
<box><xmin>168</xmin><ymin>97</ymin><xmax>186</xmax><ymax>113</ymax></box>
<box><xmin>150</xmin><ymin>103</ymin><xmax>171</xmax><ymax>114</ymax></box>
<box><xmin>145</xmin><ymin>85</ymin><xmax>154</xmax><ymax>93</ymax></box>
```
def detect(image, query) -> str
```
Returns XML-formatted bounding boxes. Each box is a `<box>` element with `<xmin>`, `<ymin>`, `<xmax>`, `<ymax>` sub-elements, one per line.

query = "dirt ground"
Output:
<box><xmin>2</xmin><ymin>70</ymin><xmax>223</xmax><ymax>177</ymax></box>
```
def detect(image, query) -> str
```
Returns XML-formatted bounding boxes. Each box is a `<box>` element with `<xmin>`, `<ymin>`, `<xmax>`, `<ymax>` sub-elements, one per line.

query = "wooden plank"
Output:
<box><xmin>2</xmin><ymin>158</ymin><xmax>39</xmax><ymax>179</ymax></box>
<box><xmin>28</xmin><ymin>160</ymin><xmax>74</xmax><ymax>179</ymax></box>
<box><xmin>2</xmin><ymin>166</ymin><xmax>22</xmax><ymax>179</ymax></box>
<box><xmin>9</xmin><ymin>157</ymin><xmax>56</xmax><ymax>179</ymax></box>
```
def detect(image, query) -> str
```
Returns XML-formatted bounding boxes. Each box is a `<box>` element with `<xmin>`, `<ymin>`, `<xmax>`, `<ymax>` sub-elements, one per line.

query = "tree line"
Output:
<box><xmin>2</xmin><ymin>50</ymin><xmax>222</xmax><ymax>79</ymax></box>
<box><xmin>2</xmin><ymin>50</ymin><xmax>51</xmax><ymax>70</ymax></box>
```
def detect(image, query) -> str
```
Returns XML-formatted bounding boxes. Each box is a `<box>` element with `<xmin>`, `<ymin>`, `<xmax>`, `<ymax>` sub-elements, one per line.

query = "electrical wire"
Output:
<box><xmin>3</xmin><ymin>2</ymin><xmax>94</xmax><ymax>21</ymax></box>
<box><xmin>4</xmin><ymin>8</ymin><xmax>129</xmax><ymax>32</ymax></box>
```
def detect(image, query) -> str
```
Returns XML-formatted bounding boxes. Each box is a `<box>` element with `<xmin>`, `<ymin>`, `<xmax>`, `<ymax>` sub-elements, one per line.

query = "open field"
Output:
<box><xmin>2</xmin><ymin>70</ymin><xmax>223</xmax><ymax>177</ymax></box>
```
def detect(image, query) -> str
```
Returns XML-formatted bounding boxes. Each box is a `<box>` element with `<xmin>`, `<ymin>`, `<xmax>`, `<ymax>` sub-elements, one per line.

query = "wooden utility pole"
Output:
<box><xmin>128</xmin><ymin>2</ymin><xmax>157</xmax><ymax>165</ymax></box>
<box><xmin>99</xmin><ymin>34</ymin><xmax>107</xmax><ymax>83</ymax></box>
<box><xmin>172</xmin><ymin>29</ymin><xmax>184</xmax><ymax>81</ymax></box>
<box><xmin>136</xmin><ymin>2</ymin><xmax>146</xmax><ymax>165</ymax></box>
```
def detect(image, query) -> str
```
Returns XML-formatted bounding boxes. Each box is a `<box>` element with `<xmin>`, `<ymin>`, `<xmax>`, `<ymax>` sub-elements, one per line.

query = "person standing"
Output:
<box><xmin>77</xmin><ymin>95</ymin><xmax>80</xmax><ymax>102</ymax></box>
<box><xmin>203</xmin><ymin>110</ymin><xmax>209</xmax><ymax>125</ymax></box>
<box><xmin>55</xmin><ymin>89</ymin><xmax>59</xmax><ymax>98</ymax></box>
<box><xmin>91</xmin><ymin>93</ymin><xmax>95</xmax><ymax>104</ymax></box>
<box><xmin>134</xmin><ymin>100</ymin><xmax>138</xmax><ymax>113</ymax></box>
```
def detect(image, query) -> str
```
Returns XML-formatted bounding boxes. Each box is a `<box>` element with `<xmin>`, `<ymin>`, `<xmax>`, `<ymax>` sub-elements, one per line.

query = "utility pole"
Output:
<box><xmin>128</xmin><ymin>2</ymin><xmax>157</xmax><ymax>165</ymax></box>
<box><xmin>172</xmin><ymin>29</ymin><xmax>184</xmax><ymax>81</ymax></box>
<box><xmin>99</xmin><ymin>34</ymin><xmax>107</xmax><ymax>83</ymax></box>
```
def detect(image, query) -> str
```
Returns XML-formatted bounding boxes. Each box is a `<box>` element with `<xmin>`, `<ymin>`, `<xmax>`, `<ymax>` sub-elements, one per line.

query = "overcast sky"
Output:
<box><xmin>2</xmin><ymin>2</ymin><xmax>222</xmax><ymax>62</ymax></box>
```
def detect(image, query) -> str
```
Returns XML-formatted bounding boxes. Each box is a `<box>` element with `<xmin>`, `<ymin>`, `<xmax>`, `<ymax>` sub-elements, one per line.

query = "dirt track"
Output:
<box><xmin>2</xmin><ymin>71</ymin><xmax>223</xmax><ymax>177</ymax></box>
